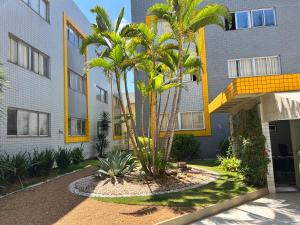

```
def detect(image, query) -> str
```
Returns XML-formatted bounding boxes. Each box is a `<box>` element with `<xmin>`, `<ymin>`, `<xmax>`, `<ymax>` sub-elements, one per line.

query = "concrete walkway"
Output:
<box><xmin>192</xmin><ymin>193</ymin><xmax>300</xmax><ymax>225</ymax></box>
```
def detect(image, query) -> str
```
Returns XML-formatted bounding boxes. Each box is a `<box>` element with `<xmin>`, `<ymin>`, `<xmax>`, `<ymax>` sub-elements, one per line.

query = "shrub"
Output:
<box><xmin>0</xmin><ymin>153</ymin><xmax>15</xmax><ymax>185</ymax></box>
<box><xmin>98</xmin><ymin>149</ymin><xmax>137</xmax><ymax>182</ymax></box>
<box><xmin>217</xmin><ymin>154</ymin><xmax>241</xmax><ymax>172</ymax></box>
<box><xmin>70</xmin><ymin>146</ymin><xmax>84</xmax><ymax>164</ymax></box>
<box><xmin>219</xmin><ymin>137</ymin><xmax>230</xmax><ymax>156</ymax></box>
<box><xmin>171</xmin><ymin>134</ymin><xmax>200</xmax><ymax>161</ymax></box>
<box><xmin>54</xmin><ymin>148</ymin><xmax>71</xmax><ymax>170</ymax></box>
<box><xmin>28</xmin><ymin>149</ymin><xmax>54</xmax><ymax>177</ymax></box>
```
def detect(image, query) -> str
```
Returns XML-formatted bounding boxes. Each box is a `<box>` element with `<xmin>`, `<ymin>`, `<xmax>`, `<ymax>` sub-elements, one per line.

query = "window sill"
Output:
<box><xmin>7</xmin><ymin>135</ymin><xmax>51</xmax><ymax>138</ymax></box>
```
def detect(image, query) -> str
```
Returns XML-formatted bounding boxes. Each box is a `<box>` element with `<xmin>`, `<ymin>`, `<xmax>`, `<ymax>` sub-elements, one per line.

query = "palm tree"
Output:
<box><xmin>148</xmin><ymin>0</ymin><xmax>230</xmax><ymax>160</ymax></box>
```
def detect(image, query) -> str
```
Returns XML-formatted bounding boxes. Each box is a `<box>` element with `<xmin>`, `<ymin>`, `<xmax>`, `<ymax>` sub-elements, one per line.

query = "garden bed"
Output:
<box><xmin>69</xmin><ymin>168</ymin><xmax>219</xmax><ymax>197</ymax></box>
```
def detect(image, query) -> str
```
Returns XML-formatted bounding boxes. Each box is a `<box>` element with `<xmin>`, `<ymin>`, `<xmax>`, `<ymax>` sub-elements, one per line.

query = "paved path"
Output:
<box><xmin>192</xmin><ymin>193</ymin><xmax>300</xmax><ymax>225</ymax></box>
<box><xmin>0</xmin><ymin>167</ymin><xmax>186</xmax><ymax>225</ymax></box>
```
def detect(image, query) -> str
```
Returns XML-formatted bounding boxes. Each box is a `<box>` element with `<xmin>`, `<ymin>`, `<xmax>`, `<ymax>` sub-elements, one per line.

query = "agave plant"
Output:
<box><xmin>98</xmin><ymin>149</ymin><xmax>137</xmax><ymax>182</ymax></box>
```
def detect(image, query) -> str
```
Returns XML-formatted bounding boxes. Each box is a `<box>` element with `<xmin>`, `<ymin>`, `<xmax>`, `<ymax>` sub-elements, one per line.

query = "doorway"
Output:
<box><xmin>269</xmin><ymin>120</ymin><xmax>298</xmax><ymax>192</ymax></box>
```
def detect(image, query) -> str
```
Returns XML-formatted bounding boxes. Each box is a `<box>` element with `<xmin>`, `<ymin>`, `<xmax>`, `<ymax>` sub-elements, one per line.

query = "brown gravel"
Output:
<box><xmin>0</xmin><ymin>167</ymin><xmax>193</xmax><ymax>225</ymax></box>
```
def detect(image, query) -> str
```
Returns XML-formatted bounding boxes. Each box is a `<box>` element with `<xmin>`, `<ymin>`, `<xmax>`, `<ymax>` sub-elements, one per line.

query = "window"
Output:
<box><xmin>225</xmin><ymin>8</ymin><xmax>276</xmax><ymax>31</ymax></box>
<box><xmin>32</xmin><ymin>50</ymin><xmax>48</xmax><ymax>76</ymax></box>
<box><xmin>114</xmin><ymin>123</ymin><xmax>122</xmax><ymax>136</ymax></box>
<box><xmin>7</xmin><ymin>108</ymin><xmax>50</xmax><ymax>136</ymax></box>
<box><xmin>228</xmin><ymin>56</ymin><xmax>280</xmax><ymax>78</ymax></box>
<box><xmin>68</xmin><ymin>69</ymin><xmax>86</xmax><ymax>94</ymax></box>
<box><xmin>96</xmin><ymin>86</ymin><xmax>108</xmax><ymax>103</ymax></box>
<box><xmin>9</xmin><ymin>35</ymin><xmax>49</xmax><ymax>77</ymax></box>
<box><xmin>235</xmin><ymin>11</ymin><xmax>250</xmax><ymax>29</ymax></box>
<box><xmin>160</xmin><ymin>111</ymin><xmax>204</xmax><ymax>130</ymax></box>
<box><xmin>68</xmin><ymin>118</ymin><xmax>86</xmax><ymax>136</ymax></box>
<box><xmin>252</xmin><ymin>8</ymin><xmax>276</xmax><ymax>27</ymax></box>
<box><xmin>22</xmin><ymin>0</ymin><xmax>49</xmax><ymax>22</ymax></box>
<box><xmin>67</xmin><ymin>25</ymin><xmax>83</xmax><ymax>48</ymax></box>
<box><xmin>182</xmin><ymin>75</ymin><xmax>197</xmax><ymax>83</ymax></box>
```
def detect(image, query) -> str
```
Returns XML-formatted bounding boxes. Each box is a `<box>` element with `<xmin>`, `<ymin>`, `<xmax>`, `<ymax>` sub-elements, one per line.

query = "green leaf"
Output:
<box><xmin>89</xmin><ymin>58</ymin><xmax>112</xmax><ymax>70</ymax></box>
<box><xmin>115</xmin><ymin>7</ymin><xmax>125</xmax><ymax>32</ymax></box>
<box><xmin>136</xmin><ymin>80</ymin><xmax>148</xmax><ymax>97</ymax></box>
<box><xmin>110</xmin><ymin>44</ymin><xmax>123</xmax><ymax>64</ymax></box>
<box><xmin>153</xmin><ymin>74</ymin><xmax>164</xmax><ymax>91</ymax></box>
<box><xmin>91</xmin><ymin>5</ymin><xmax>113</xmax><ymax>32</ymax></box>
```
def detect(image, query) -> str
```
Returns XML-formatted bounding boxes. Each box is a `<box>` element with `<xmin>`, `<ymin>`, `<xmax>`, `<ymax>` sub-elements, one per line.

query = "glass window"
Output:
<box><xmin>9</xmin><ymin>38</ymin><xmax>18</xmax><ymax>63</ymax></box>
<box><xmin>228</xmin><ymin>60</ymin><xmax>238</xmax><ymax>78</ymax></box>
<box><xmin>266</xmin><ymin>56</ymin><xmax>280</xmax><ymax>75</ymax></box>
<box><xmin>264</xmin><ymin>9</ymin><xmax>276</xmax><ymax>26</ymax></box>
<box><xmin>29</xmin><ymin>112</ymin><xmax>38</xmax><ymax>135</ymax></box>
<box><xmin>239</xmin><ymin>58</ymin><xmax>253</xmax><ymax>77</ymax></box>
<box><xmin>40</xmin><ymin>0</ymin><xmax>47</xmax><ymax>20</ymax></box>
<box><xmin>31</xmin><ymin>0</ymin><xmax>39</xmax><ymax>13</ymax></box>
<box><xmin>18</xmin><ymin>42</ymin><xmax>29</xmax><ymax>68</ymax></box>
<box><xmin>192</xmin><ymin>112</ymin><xmax>204</xmax><ymax>129</ymax></box>
<box><xmin>7</xmin><ymin>108</ymin><xmax>17</xmax><ymax>135</ymax></box>
<box><xmin>68</xmin><ymin>69</ymin><xmax>85</xmax><ymax>94</ymax></box>
<box><xmin>17</xmin><ymin>110</ymin><xmax>29</xmax><ymax>135</ymax></box>
<box><xmin>82</xmin><ymin>120</ymin><xmax>86</xmax><ymax>135</ymax></box>
<box><xmin>252</xmin><ymin>9</ymin><xmax>264</xmax><ymax>27</ymax></box>
<box><xmin>181</xmin><ymin>112</ymin><xmax>192</xmax><ymax>129</ymax></box>
<box><xmin>39</xmin><ymin>113</ymin><xmax>49</xmax><ymax>135</ymax></box>
<box><xmin>235</xmin><ymin>11</ymin><xmax>250</xmax><ymax>29</ymax></box>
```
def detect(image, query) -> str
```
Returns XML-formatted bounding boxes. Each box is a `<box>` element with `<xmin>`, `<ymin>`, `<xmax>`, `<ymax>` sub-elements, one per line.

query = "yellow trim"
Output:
<box><xmin>111</xmin><ymin>79</ymin><xmax>123</xmax><ymax>140</ymax></box>
<box><xmin>209</xmin><ymin>74</ymin><xmax>300</xmax><ymax>113</ymax></box>
<box><xmin>63</xmin><ymin>13</ymin><xmax>90</xmax><ymax>143</ymax></box>
<box><xmin>158</xmin><ymin>28</ymin><xmax>212</xmax><ymax>137</ymax></box>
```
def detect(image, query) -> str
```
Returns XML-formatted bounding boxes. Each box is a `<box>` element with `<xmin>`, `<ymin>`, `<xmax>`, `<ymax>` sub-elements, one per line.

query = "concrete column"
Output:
<box><xmin>261</xmin><ymin>122</ymin><xmax>276</xmax><ymax>193</ymax></box>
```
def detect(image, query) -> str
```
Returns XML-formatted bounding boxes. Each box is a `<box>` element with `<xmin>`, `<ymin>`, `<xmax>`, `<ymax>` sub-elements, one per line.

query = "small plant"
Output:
<box><xmin>217</xmin><ymin>154</ymin><xmax>241</xmax><ymax>172</ymax></box>
<box><xmin>28</xmin><ymin>149</ymin><xmax>54</xmax><ymax>177</ymax></box>
<box><xmin>98</xmin><ymin>149</ymin><xmax>137</xmax><ymax>182</ymax></box>
<box><xmin>96</xmin><ymin>112</ymin><xmax>111</xmax><ymax>157</ymax></box>
<box><xmin>219</xmin><ymin>137</ymin><xmax>230</xmax><ymax>156</ymax></box>
<box><xmin>171</xmin><ymin>134</ymin><xmax>200</xmax><ymax>161</ymax></box>
<box><xmin>70</xmin><ymin>145</ymin><xmax>85</xmax><ymax>164</ymax></box>
<box><xmin>54</xmin><ymin>148</ymin><xmax>71</xmax><ymax>170</ymax></box>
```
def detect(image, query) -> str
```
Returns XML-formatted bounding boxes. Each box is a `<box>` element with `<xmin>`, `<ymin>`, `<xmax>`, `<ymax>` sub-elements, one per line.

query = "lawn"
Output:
<box><xmin>1</xmin><ymin>159</ymin><xmax>99</xmax><ymax>196</ymax></box>
<box><xmin>94</xmin><ymin>160</ymin><xmax>256</xmax><ymax>208</ymax></box>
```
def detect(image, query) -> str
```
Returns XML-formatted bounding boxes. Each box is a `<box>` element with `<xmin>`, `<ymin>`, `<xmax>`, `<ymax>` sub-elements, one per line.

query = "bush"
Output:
<box><xmin>171</xmin><ymin>134</ymin><xmax>200</xmax><ymax>161</ymax></box>
<box><xmin>54</xmin><ymin>148</ymin><xmax>71</xmax><ymax>170</ymax></box>
<box><xmin>98</xmin><ymin>149</ymin><xmax>137</xmax><ymax>181</ymax></box>
<box><xmin>70</xmin><ymin>146</ymin><xmax>84</xmax><ymax>164</ymax></box>
<box><xmin>217</xmin><ymin>154</ymin><xmax>241</xmax><ymax>172</ymax></box>
<box><xmin>219</xmin><ymin>138</ymin><xmax>230</xmax><ymax>156</ymax></box>
<box><xmin>0</xmin><ymin>152</ymin><xmax>30</xmax><ymax>183</ymax></box>
<box><xmin>28</xmin><ymin>149</ymin><xmax>54</xmax><ymax>177</ymax></box>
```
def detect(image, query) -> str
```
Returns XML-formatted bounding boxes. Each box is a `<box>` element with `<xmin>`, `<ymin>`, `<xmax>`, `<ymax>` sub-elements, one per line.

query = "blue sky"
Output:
<box><xmin>74</xmin><ymin>0</ymin><xmax>135</xmax><ymax>93</ymax></box>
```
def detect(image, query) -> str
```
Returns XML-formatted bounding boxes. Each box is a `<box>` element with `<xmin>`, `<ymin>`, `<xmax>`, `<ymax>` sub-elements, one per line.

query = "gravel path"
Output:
<box><xmin>0</xmin><ymin>167</ymin><xmax>192</xmax><ymax>225</ymax></box>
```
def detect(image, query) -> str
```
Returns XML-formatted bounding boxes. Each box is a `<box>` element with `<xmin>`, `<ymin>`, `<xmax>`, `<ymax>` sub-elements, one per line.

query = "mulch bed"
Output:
<box><xmin>70</xmin><ymin>168</ymin><xmax>218</xmax><ymax>197</ymax></box>
<box><xmin>0</xmin><ymin>167</ymin><xmax>193</xmax><ymax>225</ymax></box>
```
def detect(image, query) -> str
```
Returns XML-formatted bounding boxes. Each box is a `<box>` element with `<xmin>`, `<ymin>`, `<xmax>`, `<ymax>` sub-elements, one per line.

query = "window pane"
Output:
<box><xmin>32</xmin><ymin>51</ymin><xmax>39</xmax><ymax>73</ymax></box>
<box><xmin>9</xmin><ymin>38</ymin><xmax>18</xmax><ymax>63</ymax></box>
<box><xmin>225</xmin><ymin>13</ymin><xmax>236</xmax><ymax>31</ymax></box>
<box><xmin>77</xmin><ymin>120</ymin><xmax>82</xmax><ymax>135</ymax></box>
<box><xmin>7</xmin><ymin>108</ymin><xmax>17</xmax><ymax>135</ymax></box>
<box><xmin>266</xmin><ymin>57</ymin><xmax>280</xmax><ymax>75</ymax></box>
<box><xmin>239</xmin><ymin>59</ymin><xmax>253</xmax><ymax>77</ymax></box>
<box><xmin>264</xmin><ymin>9</ymin><xmax>275</xmax><ymax>26</ymax></box>
<box><xmin>255</xmin><ymin>58</ymin><xmax>267</xmax><ymax>75</ymax></box>
<box><xmin>18</xmin><ymin>42</ymin><xmax>29</xmax><ymax>68</ymax></box>
<box><xmin>39</xmin><ymin>113</ymin><xmax>49</xmax><ymax>135</ymax></box>
<box><xmin>181</xmin><ymin>112</ymin><xmax>192</xmax><ymax>129</ymax></box>
<box><xmin>17</xmin><ymin>110</ymin><xmax>29</xmax><ymax>135</ymax></box>
<box><xmin>236</xmin><ymin>12</ymin><xmax>250</xmax><ymax>29</ymax></box>
<box><xmin>40</xmin><ymin>0</ymin><xmax>47</xmax><ymax>19</ymax></box>
<box><xmin>71</xmin><ymin>119</ymin><xmax>76</xmax><ymax>135</ymax></box>
<box><xmin>29</xmin><ymin>112</ymin><xmax>38</xmax><ymax>135</ymax></box>
<box><xmin>68</xmin><ymin>27</ymin><xmax>75</xmax><ymax>44</ymax></box>
<box><xmin>252</xmin><ymin>10</ymin><xmax>264</xmax><ymax>27</ymax></box>
<box><xmin>82</xmin><ymin>120</ymin><xmax>86</xmax><ymax>135</ymax></box>
<box><xmin>68</xmin><ymin>118</ymin><xmax>71</xmax><ymax>135</ymax></box>
<box><xmin>192</xmin><ymin>112</ymin><xmax>203</xmax><ymax>129</ymax></box>
<box><xmin>39</xmin><ymin>54</ymin><xmax>44</xmax><ymax>75</ymax></box>
<box><xmin>31</xmin><ymin>0</ymin><xmax>39</xmax><ymax>13</ymax></box>
<box><xmin>228</xmin><ymin>60</ymin><xmax>238</xmax><ymax>78</ymax></box>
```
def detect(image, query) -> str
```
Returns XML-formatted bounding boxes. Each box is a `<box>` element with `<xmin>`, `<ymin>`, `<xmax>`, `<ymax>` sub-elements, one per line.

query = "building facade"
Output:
<box><xmin>0</xmin><ymin>0</ymin><xmax>118</xmax><ymax>157</ymax></box>
<box><xmin>132</xmin><ymin>0</ymin><xmax>300</xmax><ymax>193</ymax></box>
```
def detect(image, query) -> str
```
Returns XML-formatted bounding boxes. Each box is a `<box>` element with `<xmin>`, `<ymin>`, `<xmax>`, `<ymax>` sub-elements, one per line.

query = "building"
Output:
<box><xmin>0</xmin><ymin>0</ymin><xmax>118</xmax><ymax>157</ymax></box>
<box><xmin>131</xmin><ymin>0</ymin><xmax>300</xmax><ymax>193</ymax></box>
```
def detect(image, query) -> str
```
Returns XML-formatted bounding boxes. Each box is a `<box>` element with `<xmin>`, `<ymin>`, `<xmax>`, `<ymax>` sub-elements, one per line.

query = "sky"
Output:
<box><xmin>74</xmin><ymin>0</ymin><xmax>135</xmax><ymax>93</ymax></box>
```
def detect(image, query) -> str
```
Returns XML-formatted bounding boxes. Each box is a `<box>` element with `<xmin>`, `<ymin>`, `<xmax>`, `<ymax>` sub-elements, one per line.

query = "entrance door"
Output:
<box><xmin>269</xmin><ymin>121</ymin><xmax>297</xmax><ymax>192</ymax></box>
<box><xmin>290</xmin><ymin>120</ymin><xmax>300</xmax><ymax>190</ymax></box>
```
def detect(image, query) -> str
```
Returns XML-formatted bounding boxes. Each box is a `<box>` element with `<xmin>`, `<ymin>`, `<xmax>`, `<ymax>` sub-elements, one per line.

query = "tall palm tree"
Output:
<box><xmin>148</xmin><ymin>0</ymin><xmax>230</xmax><ymax>160</ymax></box>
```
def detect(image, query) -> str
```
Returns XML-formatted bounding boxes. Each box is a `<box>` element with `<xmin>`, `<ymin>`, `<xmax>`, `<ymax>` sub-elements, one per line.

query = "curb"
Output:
<box><xmin>0</xmin><ymin>166</ymin><xmax>93</xmax><ymax>200</ymax></box>
<box><xmin>155</xmin><ymin>188</ymin><xmax>269</xmax><ymax>225</ymax></box>
<box><xmin>69</xmin><ymin>170</ymin><xmax>219</xmax><ymax>198</ymax></box>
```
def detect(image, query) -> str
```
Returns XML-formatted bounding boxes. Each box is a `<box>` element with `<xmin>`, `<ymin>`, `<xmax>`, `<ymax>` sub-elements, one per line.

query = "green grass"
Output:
<box><xmin>94</xmin><ymin>160</ymin><xmax>255</xmax><ymax>208</ymax></box>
